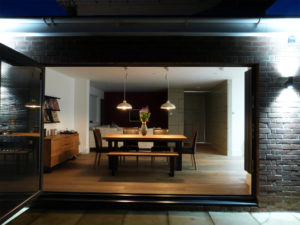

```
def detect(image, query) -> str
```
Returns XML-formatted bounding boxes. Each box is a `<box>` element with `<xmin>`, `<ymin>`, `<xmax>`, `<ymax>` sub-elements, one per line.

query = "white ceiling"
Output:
<box><xmin>50</xmin><ymin>67</ymin><xmax>249</xmax><ymax>91</ymax></box>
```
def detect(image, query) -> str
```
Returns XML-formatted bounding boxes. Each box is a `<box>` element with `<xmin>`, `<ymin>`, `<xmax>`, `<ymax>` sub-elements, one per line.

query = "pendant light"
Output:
<box><xmin>116</xmin><ymin>67</ymin><xmax>132</xmax><ymax>111</ymax></box>
<box><xmin>25</xmin><ymin>99</ymin><xmax>40</xmax><ymax>108</ymax></box>
<box><xmin>25</xmin><ymin>73</ymin><xmax>40</xmax><ymax>109</ymax></box>
<box><xmin>161</xmin><ymin>67</ymin><xmax>176</xmax><ymax>111</ymax></box>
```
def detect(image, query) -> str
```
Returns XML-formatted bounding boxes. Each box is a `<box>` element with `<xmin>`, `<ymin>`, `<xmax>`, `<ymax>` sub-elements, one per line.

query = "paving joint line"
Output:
<box><xmin>249</xmin><ymin>212</ymin><xmax>265</xmax><ymax>225</ymax></box>
<box><xmin>207</xmin><ymin>212</ymin><xmax>216</xmax><ymax>225</ymax></box>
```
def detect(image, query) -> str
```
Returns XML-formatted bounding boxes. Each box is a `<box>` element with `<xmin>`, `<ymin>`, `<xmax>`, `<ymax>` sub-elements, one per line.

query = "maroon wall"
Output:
<box><xmin>104</xmin><ymin>91</ymin><xmax>168</xmax><ymax>128</ymax></box>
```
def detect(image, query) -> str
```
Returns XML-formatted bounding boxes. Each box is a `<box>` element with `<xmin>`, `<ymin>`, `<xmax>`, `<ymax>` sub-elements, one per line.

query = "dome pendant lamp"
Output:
<box><xmin>117</xmin><ymin>67</ymin><xmax>132</xmax><ymax>111</ymax></box>
<box><xmin>160</xmin><ymin>67</ymin><xmax>176</xmax><ymax>111</ymax></box>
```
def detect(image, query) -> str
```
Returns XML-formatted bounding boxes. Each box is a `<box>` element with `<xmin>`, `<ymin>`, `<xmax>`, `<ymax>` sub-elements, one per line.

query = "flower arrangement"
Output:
<box><xmin>139</xmin><ymin>106</ymin><xmax>151</xmax><ymax>123</ymax></box>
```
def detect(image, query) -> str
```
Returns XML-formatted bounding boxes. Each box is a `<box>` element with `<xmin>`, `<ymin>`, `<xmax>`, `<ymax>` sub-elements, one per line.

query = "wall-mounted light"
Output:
<box><xmin>284</xmin><ymin>77</ymin><xmax>294</xmax><ymax>89</ymax></box>
<box><xmin>288</xmin><ymin>35</ymin><xmax>296</xmax><ymax>44</ymax></box>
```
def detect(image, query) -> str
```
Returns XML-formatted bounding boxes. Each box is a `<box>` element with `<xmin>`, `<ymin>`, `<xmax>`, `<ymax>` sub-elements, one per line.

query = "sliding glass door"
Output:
<box><xmin>0</xmin><ymin>44</ymin><xmax>44</xmax><ymax>223</ymax></box>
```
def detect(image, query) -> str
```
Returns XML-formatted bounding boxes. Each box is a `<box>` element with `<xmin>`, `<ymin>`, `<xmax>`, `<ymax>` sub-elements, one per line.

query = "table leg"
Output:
<box><xmin>169</xmin><ymin>156</ymin><xmax>175</xmax><ymax>177</ymax></box>
<box><xmin>175</xmin><ymin>141</ymin><xmax>182</xmax><ymax>171</ymax></box>
<box><xmin>111</xmin><ymin>155</ymin><xmax>118</xmax><ymax>176</ymax></box>
<box><xmin>108</xmin><ymin>141</ymin><xmax>112</xmax><ymax>169</ymax></box>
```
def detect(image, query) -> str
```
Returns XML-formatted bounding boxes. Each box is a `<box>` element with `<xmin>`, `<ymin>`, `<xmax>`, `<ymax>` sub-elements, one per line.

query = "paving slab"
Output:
<box><xmin>123</xmin><ymin>211</ymin><xmax>168</xmax><ymax>225</ymax></box>
<box><xmin>252</xmin><ymin>212</ymin><xmax>300</xmax><ymax>225</ymax></box>
<box><xmin>76</xmin><ymin>210</ymin><xmax>125</xmax><ymax>225</ymax></box>
<box><xmin>209</xmin><ymin>212</ymin><xmax>259</xmax><ymax>225</ymax></box>
<box><xmin>294</xmin><ymin>213</ymin><xmax>300</xmax><ymax>221</ymax></box>
<box><xmin>169</xmin><ymin>211</ymin><xmax>214</xmax><ymax>225</ymax></box>
<box><xmin>30</xmin><ymin>210</ymin><xmax>83</xmax><ymax>225</ymax></box>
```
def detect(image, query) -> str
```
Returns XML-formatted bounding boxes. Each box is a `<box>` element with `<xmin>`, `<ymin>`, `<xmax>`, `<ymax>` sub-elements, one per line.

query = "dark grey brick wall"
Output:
<box><xmin>3</xmin><ymin>36</ymin><xmax>300</xmax><ymax>210</ymax></box>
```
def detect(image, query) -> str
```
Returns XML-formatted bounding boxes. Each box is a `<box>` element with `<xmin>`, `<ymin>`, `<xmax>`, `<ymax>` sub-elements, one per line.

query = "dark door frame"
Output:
<box><xmin>0</xmin><ymin>43</ymin><xmax>45</xmax><ymax>224</ymax></box>
<box><xmin>37</xmin><ymin>62</ymin><xmax>258</xmax><ymax>209</ymax></box>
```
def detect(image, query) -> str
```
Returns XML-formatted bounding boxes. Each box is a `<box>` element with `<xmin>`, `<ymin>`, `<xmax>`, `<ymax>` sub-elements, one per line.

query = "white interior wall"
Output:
<box><xmin>231</xmin><ymin>72</ymin><xmax>245</xmax><ymax>157</ymax></box>
<box><xmin>45</xmin><ymin>68</ymin><xmax>91</xmax><ymax>154</ymax></box>
<box><xmin>44</xmin><ymin>68</ymin><xmax>75</xmax><ymax>131</ymax></box>
<box><xmin>89</xmin><ymin>86</ymin><xmax>104</xmax><ymax>127</ymax></box>
<box><xmin>75</xmin><ymin>79</ymin><xmax>90</xmax><ymax>154</ymax></box>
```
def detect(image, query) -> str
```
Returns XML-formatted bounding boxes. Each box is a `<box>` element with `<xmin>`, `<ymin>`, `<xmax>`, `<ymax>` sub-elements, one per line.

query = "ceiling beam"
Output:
<box><xmin>0</xmin><ymin>17</ymin><xmax>300</xmax><ymax>37</ymax></box>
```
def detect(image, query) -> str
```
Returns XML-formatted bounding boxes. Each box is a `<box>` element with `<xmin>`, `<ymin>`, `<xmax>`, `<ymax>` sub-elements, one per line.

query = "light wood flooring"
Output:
<box><xmin>43</xmin><ymin>145</ymin><xmax>251</xmax><ymax>195</ymax></box>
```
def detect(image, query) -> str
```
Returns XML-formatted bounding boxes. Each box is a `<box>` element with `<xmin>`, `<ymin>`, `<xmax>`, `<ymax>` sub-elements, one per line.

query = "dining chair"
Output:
<box><xmin>121</xmin><ymin>128</ymin><xmax>139</xmax><ymax>151</ymax></box>
<box><xmin>93</xmin><ymin>128</ymin><xmax>109</xmax><ymax>168</ymax></box>
<box><xmin>151</xmin><ymin>129</ymin><xmax>170</xmax><ymax>152</ymax></box>
<box><xmin>182</xmin><ymin>129</ymin><xmax>198</xmax><ymax>170</ymax></box>
<box><xmin>120</xmin><ymin>127</ymin><xmax>139</xmax><ymax>165</ymax></box>
<box><xmin>151</xmin><ymin>129</ymin><xmax>170</xmax><ymax>166</ymax></box>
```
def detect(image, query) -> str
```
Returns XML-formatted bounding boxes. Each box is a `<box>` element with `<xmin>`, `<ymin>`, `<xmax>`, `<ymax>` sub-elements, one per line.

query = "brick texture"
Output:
<box><xmin>3</xmin><ymin>36</ymin><xmax>300</xmax><ymax>211</ymax></box>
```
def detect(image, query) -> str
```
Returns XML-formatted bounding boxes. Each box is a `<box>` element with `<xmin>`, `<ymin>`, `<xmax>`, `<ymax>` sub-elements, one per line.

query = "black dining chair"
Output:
<box><xmin>151</xmin><ymin>129</ymin><xmax>171</xmax><ymax>166</ymax></box>
<box><xmin>120</xmin><ymin>128</ymin><xmax>139</xmax><ymax>165</ymax></box>
<box><xmin>151</xmin><ymin>129</ymin><xmax>170</xmax><ymax>152</ymax></box>
<box><xmin>182</xmin><ymin>129</ymin><xmax>198</xmax><ymax>170</ymax></box>
<box><xmin>93</xmin><ymin>128</ymin><xmax>109</xmax><ymax>168</ymax></box>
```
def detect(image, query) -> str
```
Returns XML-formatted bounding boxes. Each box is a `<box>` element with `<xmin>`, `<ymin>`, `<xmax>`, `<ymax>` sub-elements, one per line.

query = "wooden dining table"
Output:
<box><xmin>103</xmin><ymin>134</ymin><xmax>187</xmax><ymax>171</ymax></box>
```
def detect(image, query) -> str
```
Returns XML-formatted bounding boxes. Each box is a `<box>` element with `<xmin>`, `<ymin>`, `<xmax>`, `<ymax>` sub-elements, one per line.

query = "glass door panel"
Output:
<box><xmin>0</xmin><ymin>61</ymin><xmax>42</xmax><ymax>221</ymax></box>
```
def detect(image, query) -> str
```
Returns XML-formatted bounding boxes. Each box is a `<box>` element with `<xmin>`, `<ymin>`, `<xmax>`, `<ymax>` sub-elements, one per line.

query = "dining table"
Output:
<box><xmin>103</xmin><ymin>134</ymin><xmax>187</xmax><ymax>171</ymax></box>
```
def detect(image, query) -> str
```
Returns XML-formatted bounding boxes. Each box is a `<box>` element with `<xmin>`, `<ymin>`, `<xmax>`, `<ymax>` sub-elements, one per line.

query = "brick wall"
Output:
<box><xmin>3</xmin><ymin>36</ymin><xmax>300</xmax><ymax>210</ymax></box>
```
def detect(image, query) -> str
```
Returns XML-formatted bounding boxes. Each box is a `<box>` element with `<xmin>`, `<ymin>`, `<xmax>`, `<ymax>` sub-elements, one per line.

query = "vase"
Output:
<box><xmin>141</xmin><ymin>121</ymin><xmax>148</xmax><ymax>136</ymax></box>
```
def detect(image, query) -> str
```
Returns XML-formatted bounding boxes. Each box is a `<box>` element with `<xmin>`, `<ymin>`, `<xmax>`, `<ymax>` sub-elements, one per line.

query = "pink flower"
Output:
<box><xmin>139</xmin><ymin>106</ymin><xmax>149</xmax><ymax>113</ymax></box>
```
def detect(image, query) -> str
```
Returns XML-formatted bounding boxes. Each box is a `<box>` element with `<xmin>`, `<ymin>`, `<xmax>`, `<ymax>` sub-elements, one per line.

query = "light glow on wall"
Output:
<box><xmin>275</xmin><ymin>87</ymin><xmax>300</xmax><ymax>113</ymax></box>
<box><xmin>277</xmin><ymin>54</ymin><xmax>299</xmax><ymax>77</ymax></box>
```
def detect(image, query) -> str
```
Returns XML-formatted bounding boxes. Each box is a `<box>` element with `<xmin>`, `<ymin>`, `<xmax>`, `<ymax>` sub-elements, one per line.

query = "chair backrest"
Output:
<box><xmin>153</xmin><ymin>129</ymin><xmax>168</xmax><ymax>135</ymax></box>
<box><xmin>191</xmin><ymin>129</ymin><xmax>198</xmax><ymax>153</ymax></box>
<box><xmin>93</xmin><ymin>128</ymin><xmax>102</xmax><ymax>150</ymax></box>
<box><xmin>123</xmin><ymin>128</ymin><xmax>139</xmax><ymax>135</ymax></box>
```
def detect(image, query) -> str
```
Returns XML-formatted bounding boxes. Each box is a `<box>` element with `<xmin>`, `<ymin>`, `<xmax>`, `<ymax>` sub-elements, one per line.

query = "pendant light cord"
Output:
<box><xmin>165</xmin><ymin>67</ymin><xmax>169</xmax><ymax>99</ymax></box>
<box><xmin>124</xmin><ymin>67</ymin><xmax>127</xmax><ymax>101</ymax></box>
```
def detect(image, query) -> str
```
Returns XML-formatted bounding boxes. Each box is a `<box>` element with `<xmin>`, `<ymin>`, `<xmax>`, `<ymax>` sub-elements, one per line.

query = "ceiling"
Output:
<box><xmin>50</xmin><ymin>67</ymin><xmax>249</xmax><ymax>92</ymax></box>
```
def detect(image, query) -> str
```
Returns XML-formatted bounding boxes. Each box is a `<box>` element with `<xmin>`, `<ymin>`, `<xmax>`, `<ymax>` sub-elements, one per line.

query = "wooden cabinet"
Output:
<box><xmin>44</xmin><ymin>134</ymin><xmax>79</xmax><ymax>170</ymax></box>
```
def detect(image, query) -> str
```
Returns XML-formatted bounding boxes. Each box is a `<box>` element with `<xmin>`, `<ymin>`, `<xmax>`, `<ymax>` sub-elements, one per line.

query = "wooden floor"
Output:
<box><xmin>43</xmin><ymin>146</ymin><xmax>251</xmax><ymax>195</ymax></box>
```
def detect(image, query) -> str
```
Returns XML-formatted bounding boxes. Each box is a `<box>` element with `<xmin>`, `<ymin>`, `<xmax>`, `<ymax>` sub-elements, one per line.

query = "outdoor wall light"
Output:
<box><xmin>288</xmin><ymin>35</ymin><xmax>296</xmax><ymax>44</ymax></box>
<box><xmin>284</xmin><ymin>77</ymin><xmax>294</xmax><ymax>89</ymax></box>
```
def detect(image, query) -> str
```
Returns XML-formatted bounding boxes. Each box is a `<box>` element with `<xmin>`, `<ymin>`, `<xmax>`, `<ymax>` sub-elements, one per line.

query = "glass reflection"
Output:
<box><xmin>0</xmin><ymin>62</ymin><xmax>41</xmax><ymax>220</ymax></box>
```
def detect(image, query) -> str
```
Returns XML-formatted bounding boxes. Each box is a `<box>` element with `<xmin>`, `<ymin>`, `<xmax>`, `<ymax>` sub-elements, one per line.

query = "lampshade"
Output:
<box><xmin>25</xmin><ymin>99</ymin><xmax>40</xmax><ymax>108</ymax></box>
<box><xmin>116</xmin><ymin>100</ymin><xmax>132</xmax><ymax>110</ymax></box>
<box><xmin>117</xmin><ymin>67</ymin><xmax>132</xmax><ymax>111</ymax></box>
<box><xmin>160</xmin><ymin>67</ymin><xmax>176</xmax><ymax>111</ymax></box>
<box><xmin>160</xmin><ymin>100</ymin><xmax>176</xmax><ymax>111</ymax></box>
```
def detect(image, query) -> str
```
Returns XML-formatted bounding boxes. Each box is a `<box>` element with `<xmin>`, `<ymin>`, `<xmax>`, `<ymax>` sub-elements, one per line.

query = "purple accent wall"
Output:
<box><xmin>104</xmin><ymin>91</ymin><xmax>168</xmax><ymax>128</ymax></box>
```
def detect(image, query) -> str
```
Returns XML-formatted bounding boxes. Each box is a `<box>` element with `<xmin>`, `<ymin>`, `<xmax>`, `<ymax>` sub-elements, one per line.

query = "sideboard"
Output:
<box><xmin>44</xmin><ymin>133</ymin><xmax>79</xmax><ymax>171</ymax></box>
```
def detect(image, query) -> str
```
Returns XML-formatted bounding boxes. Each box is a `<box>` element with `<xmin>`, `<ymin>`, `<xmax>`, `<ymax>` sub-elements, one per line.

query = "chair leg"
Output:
<box><xmin>136</xmin><ymin>156</ymin><xmax>139</xmax><ymax>167</ymax></box>
<box><xmin>191</xmin><ymin>154</ymin><xmax>194</xmax><ymax>167</ymax></box>
<box><xmin>192</xmin><ymin>154</ymin><xmax>197</xmax><ymax>170</ymax></box>
<box><xmin>97</xmin><ymin>153</ymin><xmax>101</xmax><ymax>166</ymax></box>
<box><xmin>151</xmin><ymin>156</ymin><xmax>154</xmax><ymax>167</ymax></box>
<box><xmin>93</xmin><ymin>152</ymin><xmax>98</xmax><ymax>168</ymax></box>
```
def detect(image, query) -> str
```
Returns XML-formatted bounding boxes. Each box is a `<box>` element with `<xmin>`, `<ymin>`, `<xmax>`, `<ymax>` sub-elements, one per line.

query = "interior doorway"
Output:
<box><xmin>42</xmin><ymin>66</ymin><xmax>253</xmax><ymax>196</ymax></box>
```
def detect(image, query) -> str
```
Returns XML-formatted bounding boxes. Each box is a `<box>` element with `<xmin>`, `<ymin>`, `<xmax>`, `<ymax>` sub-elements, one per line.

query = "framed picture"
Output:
<box><xmin>129</xmin><ymin>109</ymin><xmax>140</xmax><ymax>122</ymax></box>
